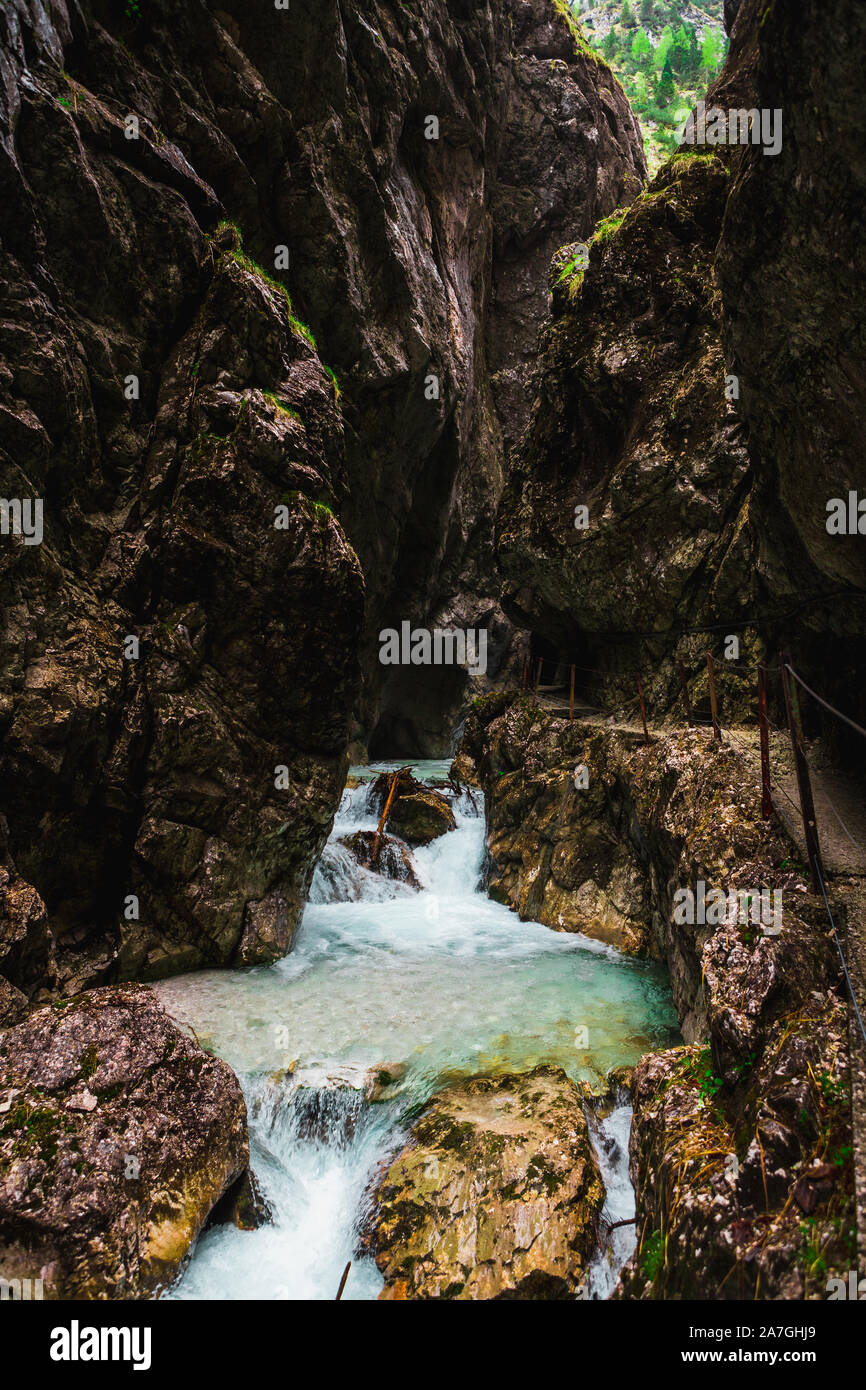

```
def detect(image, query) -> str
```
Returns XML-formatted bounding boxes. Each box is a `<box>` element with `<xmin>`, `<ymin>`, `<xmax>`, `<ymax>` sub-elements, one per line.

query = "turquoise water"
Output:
<box><xmin>156</xmin><ymin>761</ymin><xmax>679</xmax><ymax>1300</ymax></box>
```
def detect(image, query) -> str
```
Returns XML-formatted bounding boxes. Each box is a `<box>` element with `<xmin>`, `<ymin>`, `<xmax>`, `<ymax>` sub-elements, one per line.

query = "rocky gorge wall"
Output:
<box><xmin>453</xmin><ymin>692</ymin><xmax>855</xmax><ymax>1298</ymax></box>
<box><xmin>0</xmin><ymin>0</ymin><xmax>644</xmax><ymax>1004</ymax></box>
<box><xmin>496</xmin><ymin>0</ymin><xmax>866</xmax><ymax>756</ymax></box>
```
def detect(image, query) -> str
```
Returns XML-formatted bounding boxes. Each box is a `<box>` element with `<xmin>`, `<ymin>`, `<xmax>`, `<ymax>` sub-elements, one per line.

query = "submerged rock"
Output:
<box><xmin>208</xmin><ymin>1167</ymin><xmax>272</xmax><ymax>1233</ymax></box>
<box><xmin>367</xmin><ymin>1066</ymin><xmax>604</xmax><ymax>1300</ymax></box>
<box><xmin>338</xmin><ymin>831</ymin><xmax>421</xmax><ymax>890</ymax></box>
<box><xmin>0</xmin><ymin>984</ymin><xmax>248</xmax><ymax>1298</ymax></box>
<box><xmin>259</xmin><ymin>1061</ymin><xmax>407</xmax><ymax>1145</ymax></box>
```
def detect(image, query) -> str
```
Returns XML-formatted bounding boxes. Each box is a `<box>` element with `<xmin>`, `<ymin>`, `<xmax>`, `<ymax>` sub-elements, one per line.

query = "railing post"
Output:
<box><xmin>757</xmin><ymin>663</ymin><xmax>772</xmax><ymax>819</ymax></box>
<box><xmin>677</xmin><ymin>660</ymin><xmax>695</xmax><ymax>726</ymax></box>
<box><xmin>780</xmin><ymin>651</ymin><xmax>823</xmax><ymax>892</ymax></box>
<box><xmin>569</xmin><ymin>665</ymin><xmax>575</xmax><ymax>722</ymax></box>
<box><xmin>706</xmin><ymin>652</ymin><xmax>721</xmax><ymax>741</ymax></box>
<box><xmin>535</xmin><ymin>656</ymin><xmax>543</xmax><ymax>692</ymax></box>
<box><xmin>636</xmin><ymin>674</ymin><xmax>650</xmax><ymax>746</ymax></box>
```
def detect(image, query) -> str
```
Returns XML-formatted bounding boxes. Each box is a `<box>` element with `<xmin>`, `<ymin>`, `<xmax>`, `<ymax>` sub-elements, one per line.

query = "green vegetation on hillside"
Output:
<box><xmin>571</xmin><ymin>1</ymin><xmax>729</xmax><ymax>173</ymax></box>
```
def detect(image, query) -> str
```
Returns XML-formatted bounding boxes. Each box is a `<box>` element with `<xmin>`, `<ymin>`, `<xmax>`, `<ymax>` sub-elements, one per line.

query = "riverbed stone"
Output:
<box><xmin>368</xmin><ymin>1065</ymin><xmax>604</xmax><ymax>1299</ymax></box>
<box><xmin>387</xmin><ymin>793</ymin><xmax>457</xmax><ymax>847</ymax></box>
<box><xmin>0</xmin><ymin>984</ymin><xmax>248</xmax><ymax>1298</ymax></box>
<box><xmin>338</xmin><ymin>831</ymin><xmax>421</xmax><ymax>889</ymax></box>
<box><xmin>369</xmin><ymin>770</ymin><xmax>457</xmax><ymax>846</ymax></box>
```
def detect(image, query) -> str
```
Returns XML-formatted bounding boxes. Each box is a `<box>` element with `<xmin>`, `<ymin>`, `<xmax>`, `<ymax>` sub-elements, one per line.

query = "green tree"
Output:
<box><xmin>654</xmin><ymin>24</ymin><xmax>674</xmax><ymax>69</ymax></box>
<box><xmin>701</xmin><ymin>28</ymin><xmax>722</xmax><ymax>73</ymax></box>
<box><xmin>603</xmin><ymin>27</ymin><xmax>619</xmax><ymax>61</ymax></box>
<box><xmin>670</xmin><ymin>24</ymin><xmax>690</xmax><ymax>73</ymax></box>
<box><xmin>632</xmin><ymin>27</ymin><xmax>652</xmax><ymax>62</ymax></box>
<box><xmin>657</xmin><ymin>52</ymin><xmax>675</xmax><ymax>105</ymax></box>
<box><xmin>686</xmin><ymin>26</ymin><xmax>701</xmax><ymax>79</ymax></box>
<box><xmin>621</xmin><ymin>1</ymin><xmax>637</xmax><ymax>28</ymax></box>
<box><xmin>631</xmin><ymin>71</ymin><xmax>649</xmax><ymax>108</ymax></box>
<box><xmin>640</xmin><ymin>0</ymin><xmax>654</xmax><ymax>19</ymax></box>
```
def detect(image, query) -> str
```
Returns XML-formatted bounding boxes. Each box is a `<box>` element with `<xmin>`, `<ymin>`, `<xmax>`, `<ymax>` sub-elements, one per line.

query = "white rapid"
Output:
<box><xmin>586</xmin><ymin>1098</ymin><xmax>638</xmax><ymax>1299</ymax></box>
<box><xmin>156</xmin><ymin>760</ymin><xmax>678</xmax><ymax>1301</ymax></box>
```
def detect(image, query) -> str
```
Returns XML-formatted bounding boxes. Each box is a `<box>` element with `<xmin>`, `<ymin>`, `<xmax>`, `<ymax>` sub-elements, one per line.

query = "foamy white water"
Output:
<box><xmin>586</xmin><ymin>1100</ymin><xmax>638</xmax><ymax>1299</ymax></box>
<box><xmin>157</xmin><ymin>760</ymin><xmax>678</xmax><ymax>1300</ymax></box>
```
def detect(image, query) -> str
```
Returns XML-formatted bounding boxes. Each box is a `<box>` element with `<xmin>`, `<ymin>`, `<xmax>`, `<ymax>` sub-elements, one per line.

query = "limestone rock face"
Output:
<box><xmin>0</xmin><ymin>984</ymin><xmax>248</xmax><ymax>1299</ymax></box>
<box><xmin>715</xmin><ymin>0</ymin><xmax>866</xmax><ymax>737</ymax></box>
<box><xmin>368</xmin><ymin>1066</ymin><xmax>604</xmax><ymax>1300</ymax></box>
<box><xmin>496</xmin><ymin>0</ymin><xmax>866</xmax><ymax>749</ymax></box>
<box><xmin>498</xmin><ymin>149</ymin><xmax>754</xmax><ymax>720</ymax></box>
<box><xmin>619</xmin><ymin>992</ymin><xmax>851</xmax><ymax>1301</ymax></box>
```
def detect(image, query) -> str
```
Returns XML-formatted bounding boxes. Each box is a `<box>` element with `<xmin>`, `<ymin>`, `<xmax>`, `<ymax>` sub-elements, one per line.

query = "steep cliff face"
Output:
<box><xmin>497</xmin><ymin>0</ymin><xmax>866</xmax><ymax>749</ymax></box>
<box><xmin>715</xmin><ymin>0</ymin><xmax>866</xmax><ymax>750</ymax></box>
<box><xmin>0</xmin><ymin>0</ymin><xmax>643</xmax><ymax>996</ymax></box>
<box><xmin>326</xmin><ymin>0</ymin><xmax>647</xmax><ymax>754</ymax></box>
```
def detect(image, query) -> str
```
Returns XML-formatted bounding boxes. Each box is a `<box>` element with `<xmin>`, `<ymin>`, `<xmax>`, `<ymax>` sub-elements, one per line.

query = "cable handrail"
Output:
<box><xmin>784</xmin><ymin>664</ymin><xmax>866</xmax><ymax>742</ymax></box>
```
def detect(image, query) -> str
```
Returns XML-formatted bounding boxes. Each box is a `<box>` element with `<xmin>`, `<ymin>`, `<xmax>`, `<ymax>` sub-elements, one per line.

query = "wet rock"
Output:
<box><xmin>209</xmin><ymin>1167</ymin><xmax>272</xmax><ymax>1232</ymax></box>
<box><xmin>261</xmin><ymin>1061</ymin><xmax>405</xmax><ymax>1145</ymax></box>
<box><xmin>617</xmin><ymin>997</ymin><xmax>853</xmax><ymax>1302</ymax></box>
<box><xmin>369</xmin><ymin>770</ymin><xmax>457</xmax><ymax>846</ymax></box>
<box><xmin>338</xmin><ymin>831</ymin><xmax>421</xmax><ymax>890</ymax></box>
<box><xmin>387</xmin><ymin>794</ymin><xmax>456</xmax><ymax>848</ymax></box>
<box><xmin>0</xmin><ymin>984</ymin><xmax>248</xmax><ymax>1298</ymax></box>
<box><xmin>0</xmin><ymin>867</ymin><xmax>57</xmax><ymax>1002</ymax></box>
<box><xmin>367</xmin><ymin>1066</ymin><xmax>604</xmax><ymax>1300</ymax></box>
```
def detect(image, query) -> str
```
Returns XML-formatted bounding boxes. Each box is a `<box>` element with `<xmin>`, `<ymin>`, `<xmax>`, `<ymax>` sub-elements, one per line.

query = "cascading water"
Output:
<box><xmin>156</xmin><ymin>761</ymin><xmax>679</xmax><ymax>1300</ymax></box>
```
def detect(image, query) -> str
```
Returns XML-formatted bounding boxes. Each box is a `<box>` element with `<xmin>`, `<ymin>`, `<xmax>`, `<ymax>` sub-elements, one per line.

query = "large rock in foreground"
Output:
<box><xmin>368</xmin><ymin>1066</ymin><xmax>604</xmax><ymax>1300</ymax></box>
<box><xmin>0</xmin><ymin>984</ymin><xmax>247</xmax><ymax>1298</ymax></box>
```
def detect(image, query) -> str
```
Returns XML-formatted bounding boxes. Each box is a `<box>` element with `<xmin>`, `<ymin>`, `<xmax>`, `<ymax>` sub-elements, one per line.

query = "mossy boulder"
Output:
<box><xmin>0</xmin><ymin>984</ymin><xmax>248</xmax><ymax>1298</ymax></box>
<box><xmin>367</xmin><ymin>1066</ymin><xmax>604</xmax><ymax>1299</ymax></box>
<box><xmin>387</xmin><ymin>793</ymin><xmax>456</xmax><ymax>847</ymax></box>
<box><xmin>369</xmin><ymin>769</ymin><xmax>457</xmax><ymax>846</ymax></box>
<box><xmin>338</xmin><ymin>830</ymin><xmax>421</xmax><ymax>888</ymax></box>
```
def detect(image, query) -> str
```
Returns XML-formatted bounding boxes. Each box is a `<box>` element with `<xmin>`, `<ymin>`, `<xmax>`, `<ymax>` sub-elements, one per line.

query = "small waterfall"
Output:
<box><xmin>159</xmin><ymin>759</ymin><xmax>678</xmax><ymax>1300</ymax></box>
<box><xmin>586</xmin><ymin>1099</ymin><xmax>637</xmax><ymax>1299</ymax></box>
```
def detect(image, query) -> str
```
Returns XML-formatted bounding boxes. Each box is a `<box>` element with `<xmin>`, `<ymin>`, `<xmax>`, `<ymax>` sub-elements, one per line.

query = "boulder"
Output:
<box><xmin>369</xmin><ymin>770</ymin><xmax>457</xmax><ymax>846</ymax></box>
<box><xmin>367</xmin><ymin>1066</ymin><xmax>604</xmax><ymax>1299</ymax></box>
<box><xmin>338</xmin><ymin>831</ymin><xmax>421</xmax><ymax>889</ymax></box>
<box><xmin>208</xmin><ymin>1168</ymin><xmax>272</xmax><ymax>1232</ymax></box>
<box><xmin>0</xmin><ymin>976</ymin><xmax>27</xmax><ymax>1028</ymax></box>
<box><xmin>0</xmin><ymin>984</ymin><xmax>248</xmax><ymax>1298</ymax></box>
<box><xmin>387</xmin><ymin>793</ymin><xmax>456</xmax><ymax>847</ymax></box>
